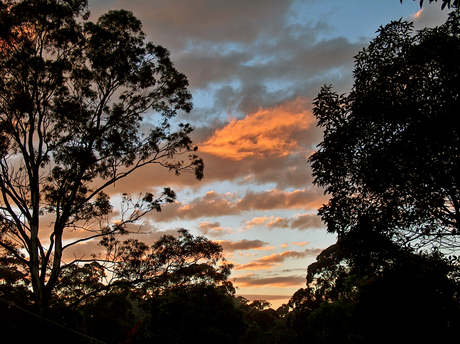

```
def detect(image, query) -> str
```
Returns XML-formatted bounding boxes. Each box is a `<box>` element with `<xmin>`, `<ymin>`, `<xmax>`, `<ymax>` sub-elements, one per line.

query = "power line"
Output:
<box><xmin>0</xmin><ymin>296</ymin><xmax>107</xmax><ymax>344</ymax></box>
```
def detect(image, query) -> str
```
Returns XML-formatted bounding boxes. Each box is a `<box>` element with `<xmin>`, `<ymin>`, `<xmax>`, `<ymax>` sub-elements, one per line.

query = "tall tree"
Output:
<box><xmin>309</xmin><ymin>10</ymin><xmax>460</xmax><ymax>252</ymax></box>
<box><xmin>0</xmin><ymin>0</ymin><xmax>203</xmax><ymax>309</ymax></box>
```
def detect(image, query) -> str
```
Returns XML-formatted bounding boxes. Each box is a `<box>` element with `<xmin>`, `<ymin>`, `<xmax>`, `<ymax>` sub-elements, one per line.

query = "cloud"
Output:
<box><xmin>61</xmin><ymin>228</ymin><xmax>187</xmax><ymax>262</ymax></box>
<box><xmin>236</xmin><ymin>188</ymin><xmax>325</xmax><ymax>212</ymax></box>
<box><xmin>406</xmin><ymin>5</ymin><xmax>452</xmax><ymax>30</ymax></box>
<box><xmin>216</xmin><ymin>239</ymin><xmax>270</xmax><ymax>252</ymax></box>
<box><xmin>236</xmin><ymin>294</ymin><xmax>293</xmax><ymax>302</ymax></box>
<box><xmin>245</xmin><ymin>216</ymin><xmax>270</xmax><ymax>230</ymax></box>
<box><xmin>108</xmin><ymin>0</ymin><xmax>294</xmax><ymax>50</ymax></box>
<box><xmin>199</xmin><ymin>98</ymin><xmax>315</xmax><ymax>160</ymax></box>
<box><xmin>197</xmin><ymin>221</ymin><xmax>232</xmax><ymax>237</ymax></box>
<box><xmin>87</xmin><ymin>2</ymin><xmax>357</xmax><ymax>196</ymax></box>
<box><xmin>242</xmin><ymin>212</ymin><xmax>323</xmax><ymax>231</ymax></box>
<box><xmin>194</xmin><ymin>149</ymin><xmax>320</xmax><ymax>190</ymax></box>
<box><xmin>290</xmin><ymin>213</ymin><xmax>324</xmax><ymax>230</ymax></box>
<box><xmin>235</xmin><ymin>248</ymin><xmax>322</xmax><ymax>270</ymax></box>
<box><xmin>266</xmin><ymin>217</ymin><xmax>291</xmax><ymax>229</ymax></box>
<box><xmin>258</xmin><ymin>250</ymin><xmax>312</xmax><ymax>263</ymax></box>
<box><xmin>291</xmin><ymin>242</ymin><xmax>310</xmax><ymax>247</ymax></box>
<box><xmin>149</xmin><ymin>189</ymin><xmax>326</xmax><ymax>222</ymax></box>
<box><xmin>233</xmin><ymin>273</ymin><xmax>306</xmax><ymax>288</ymax></box>
<box><xmin>61</xmin><ymin>240</ymin><xmax>105</xmax><ymax>262</ymax></box>
<box><xmin>175</xmin><ymin>22</ymin><xmax>360</xmax><ymax>92</ymax></box>
<box><xmin>89</xmin><ymin>0</ymin><xmax>359</xmax><ymax>91</ymax></box>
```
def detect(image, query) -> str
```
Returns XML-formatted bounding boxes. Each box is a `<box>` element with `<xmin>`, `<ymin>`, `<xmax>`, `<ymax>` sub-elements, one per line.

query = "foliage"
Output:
<box><xmin>0</xmin><ymin>0</ymin><xmax>203</xmax><ymax>309</ymax></box>
<box><xmin>309</xmin><ymin>10</ymin><xmax>460</xmax><ymax>252</ymax></box>
<box><xmin>0</xmin><ymin>243</ymin><xmax>32</xmax><ymax>303</ymax></box>
<box><xmin>236</xmin><ymin>297</ymin><xmax>296</xmax><ymax>344</ymax></box>
<box><xmin>47</xmin><ymin>229</ymin><xmax>232</xmax><ymax>308</ymax></box>
<box><xmin>110</xmin><ymin>229</ymin><xmax>233</xmax><ymax>291</ymax></box>
<box><xmin>133</xmin><ymin>290</ymin><xmax>297</xmax><ymax>344</ymax></box>
<box><xmin>133</xmin><ymin>283</ymin><xmax>246</xmax><ymax>344</ymax></box>
<box><xmin>289</xmin><ymin>238</ymin><xmax>460</xmax><ymax>343</ymax></box>
<box><xmin>77</xmin><ymin>288</ymin><xmax>139</xmax><ymax>344</ymax></box>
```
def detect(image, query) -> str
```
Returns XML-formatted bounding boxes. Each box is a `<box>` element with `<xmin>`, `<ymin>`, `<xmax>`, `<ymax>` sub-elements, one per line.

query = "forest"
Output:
<box><xmin>1</xmin><ymin>0</ymin><xmax>460</xmax><ymax>343</ymax></box>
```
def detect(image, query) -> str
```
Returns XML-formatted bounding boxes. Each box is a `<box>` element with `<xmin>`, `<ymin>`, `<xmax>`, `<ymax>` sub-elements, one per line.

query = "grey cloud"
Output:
<box><xmin>197</xmin><ymin>221</ymin><xmax>232</xmax><ymax>237</ymax></box>
<box><xmin>290</xmin><ymin>213</ymin><xmax>324</xmax><ymax>230</ymax></box>
<box><xmin>218</xmin><ymin>239</ymin><xmax>269</xmax><ymax>252</ymax></box>
<box><xmin>193</xmin><ymin>151</ymin><xmax>317</xmax><ymax>190</ymax></box>
<box><xmin>235</xmin><ymin>248</ymin><xmax>322</xmax><ymax>270</ymax></box>
<box><xmin>264</xmin><ymin>213</ymin><xmax>324</xmax><ymax>231</ymax></box>
<box><xmin>235</xmin><ymin>188</ymin><xmax>325</xmax><ymax>212</ymax></box>
<box><xmin>149</xmin><ymin>188</ymin><xmax>326</xmax><ymax>222</ymax></box>
<box><xmin>89</xmin><ymin>1</ymin><xmax>364</xmax><ymax>115</ymax></box>
<box><xmin>233</xmin><ymin>274</ymin><xmax>306</xmax><ymax>288</ymax></box>
<box><xmin>177</xmin><ymin>34</ymin><xmax>361</xmax><ymax>95</ymax></box>
<box><xmin>91</xmin><ymin>0</ymin><xmax>294</xmax><ymax>50</ymax></box>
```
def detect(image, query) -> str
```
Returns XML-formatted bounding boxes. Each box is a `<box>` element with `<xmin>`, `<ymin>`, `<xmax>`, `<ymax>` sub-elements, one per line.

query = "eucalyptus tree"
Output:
<box><xmin>0</xmin><ymin>0</ymin><xmax>203</xmax><ymax>309</ymax></box>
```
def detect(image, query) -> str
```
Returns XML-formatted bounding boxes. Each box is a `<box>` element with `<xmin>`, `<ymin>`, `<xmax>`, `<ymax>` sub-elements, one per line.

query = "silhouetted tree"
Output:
<box><xmin>290</xmin><ymin>236</ymin><xmax>460</xmax><ymax>344</ymax></box>
<box><xmin>1</xmin><ymin>229</ymin><xmax>232</xmax><ymax>343</ymax></box>
<box><xmin>302</xmin><ymin>10</ymin><xmax>460</xmax><ymax>342</ymax></box>
<box><xmin>0</xmin><ymin>0</ymin><xmax>203</xmax><ymax>309</ymax></box>
<box><xmin>309</xmin><ymin>10</ymin><xmax>460</xmax><ymax>252</ymax></box>
<box><xmin>61</xmin><ymin>229</ymin><xmax>232</xmax><ymax>305</ymax></box>
<box><xmin>236</xmin><ymin>298</ymin><xmax>295</xmax><ymax>344</ymax></box>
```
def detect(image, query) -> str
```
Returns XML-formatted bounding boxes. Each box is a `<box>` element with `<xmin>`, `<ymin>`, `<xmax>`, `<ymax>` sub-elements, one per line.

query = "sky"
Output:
<box><xmin>68</xmin><ymin>0</ymin><xmax>452</xmax><ymax>308</ymax></box>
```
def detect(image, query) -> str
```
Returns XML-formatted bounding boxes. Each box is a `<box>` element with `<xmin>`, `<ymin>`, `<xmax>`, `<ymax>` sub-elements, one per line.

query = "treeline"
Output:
<box><xmin>2</xmin><ymin>245</ymin><xmax>459</xmax><ymax>344</ymax></box>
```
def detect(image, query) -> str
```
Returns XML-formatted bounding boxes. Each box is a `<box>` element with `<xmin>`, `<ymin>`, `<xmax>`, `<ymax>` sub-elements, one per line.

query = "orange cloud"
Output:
<box><xmin>200</xmin><ymin>98</ymin><xmax>314</xmax><ymax>160</ymax></box>
<box><xmin>245</xmin><ymin>216</ymin><xmax>269</xmax><ymax>229</ymax></box>
<box><xmin>413</xmin><ymin>9</ymin><xmax>424</xmax><ymax>19</ymax></box>
<box><xmin>292</xmin><ymin>241</ymin><xmax>309</xmax><ymax>247</ymax></box>
<box><xmin>280</xmin><ymin>241</ymin><xmax>309</xmax><ymax>248</ymax></box>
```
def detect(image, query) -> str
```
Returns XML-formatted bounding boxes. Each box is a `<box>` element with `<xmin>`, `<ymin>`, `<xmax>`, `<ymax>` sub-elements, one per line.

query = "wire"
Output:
<box><xmin>0</xmin><ymin>296</ymin><xmax>107</xmax><ymax>344</ymax></box>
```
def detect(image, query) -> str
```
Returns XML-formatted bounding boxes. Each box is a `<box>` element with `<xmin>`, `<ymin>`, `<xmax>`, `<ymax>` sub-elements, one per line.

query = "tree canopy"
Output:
<box><xmin>309</xmin><ymin>10</ymin><xmax>460</xmax><ymax>252</ymax></box>
<box><xmin>0</xmin><ymin>0</ymin><xmax>203</xmax><ymax>309</ymax></box>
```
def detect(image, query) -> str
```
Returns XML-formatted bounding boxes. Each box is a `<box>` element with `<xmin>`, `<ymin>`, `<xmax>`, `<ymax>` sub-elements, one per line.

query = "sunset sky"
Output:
<box><xmin>75</xmin><ymin>0</ymin><xmax>452</xmax><ymax>308</ymax></box>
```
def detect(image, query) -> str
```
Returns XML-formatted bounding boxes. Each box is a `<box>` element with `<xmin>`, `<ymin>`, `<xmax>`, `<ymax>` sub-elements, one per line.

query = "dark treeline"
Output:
<box><xmin>1</xmin><ymin>1</ymin><xmax>460</xmax><ymax>343</ymax></box>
